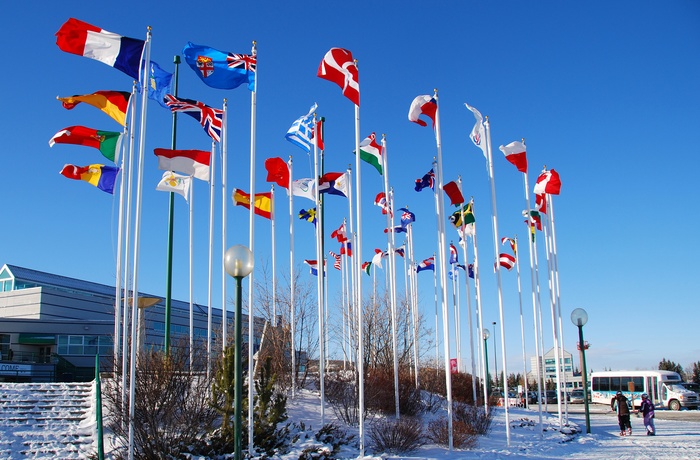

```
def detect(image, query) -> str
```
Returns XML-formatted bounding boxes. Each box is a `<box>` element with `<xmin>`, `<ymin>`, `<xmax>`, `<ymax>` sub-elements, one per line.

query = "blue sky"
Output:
<box><xmin>2</xmin><ymin>1</ymin><xmax>699</xmax><ymax>374</ymax></box>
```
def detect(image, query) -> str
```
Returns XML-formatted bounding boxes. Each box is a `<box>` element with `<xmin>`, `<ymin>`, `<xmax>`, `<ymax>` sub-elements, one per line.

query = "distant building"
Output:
<box><xmin>0</xmin><ymin>264</ymin><xmax>265</xmax><ymax>382</ymax></box>
<box><xmin>528</xmin><ymin>347</ymin><xmax>583</xmax><ymax>391</ymax></box>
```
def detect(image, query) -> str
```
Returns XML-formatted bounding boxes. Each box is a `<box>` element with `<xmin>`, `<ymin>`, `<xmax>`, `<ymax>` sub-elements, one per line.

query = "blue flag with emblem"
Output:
<box><xmin>183</xmin><ymin>42</ymin><xmax>256</xmax><ymax>91</ymax></box>
<box><xmin>148</xmin><ymin>61</ymin><xmax>173</xmax><ymax>109</ymax></box>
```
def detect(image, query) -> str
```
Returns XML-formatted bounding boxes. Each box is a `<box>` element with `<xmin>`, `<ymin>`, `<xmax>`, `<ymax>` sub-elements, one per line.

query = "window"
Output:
<box><xmin>594</xmin><ymin>377</ymin><xmax>610</xmax><ymax>392</ymax></box>
<box><xmin>57</xmin><ymin>335</ymin><xmax>113</xmax><ymax>356</ymax></box>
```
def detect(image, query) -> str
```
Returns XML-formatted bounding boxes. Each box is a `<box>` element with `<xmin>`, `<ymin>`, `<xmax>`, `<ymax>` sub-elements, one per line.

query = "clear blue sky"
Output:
<box><xmin>2</xmin><ymin>1</ymin><xmax>699</xmax><ymax>374</ymax></box>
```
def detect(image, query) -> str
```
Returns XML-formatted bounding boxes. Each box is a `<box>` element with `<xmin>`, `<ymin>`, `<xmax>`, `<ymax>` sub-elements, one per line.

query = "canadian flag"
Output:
<box><xmin>533</xmin><ymin>169</ymin><xmax>562</xmax><ymax>195</ymax></box>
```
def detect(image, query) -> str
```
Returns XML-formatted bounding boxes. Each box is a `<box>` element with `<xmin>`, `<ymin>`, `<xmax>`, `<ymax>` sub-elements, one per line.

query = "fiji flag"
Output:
<box><xmin>183</xmin><ymin>42</ymin><xmax>256</xmax><ymax>91</ymax></box>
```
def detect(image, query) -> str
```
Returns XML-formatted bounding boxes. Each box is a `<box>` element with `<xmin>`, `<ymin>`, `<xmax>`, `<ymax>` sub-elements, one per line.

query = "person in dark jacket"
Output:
<box><xmin>611</xmin><ymin>391</ymin><xmax>632</xmax><ymax>436</ymax></box>
<box><xmin>636</xmin><ymin>393</ymin><xmax>655</xmax><ymax>435</ymax></box>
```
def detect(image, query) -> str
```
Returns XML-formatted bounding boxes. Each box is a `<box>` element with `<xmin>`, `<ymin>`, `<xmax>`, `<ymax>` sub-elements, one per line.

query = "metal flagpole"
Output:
<box><xmin>271</xmin><ymin>185</ymin><xmax>277</xmax><ymax>327</ymax></box>
<box><xmin>312</xmin><ymin>114</ymin><xmax>325</xmax><ymax>426</ymax></box>
<box><xmin>206</xmin><ymin>138</ymin><xmax>216</xmax><ymax>377</ymax></box>
<box><xmin>248</xmin><ymin>41</ymin><xmax>258</xmax><ymax>455</ymax></box>
<box><xmin>221</xmin><ymin>97</ymin><xmax>229</xmax><ymax>350</ymax></box>
<box><xmin>513</xmin><ymin>237</ymin><xmax>529</xmax><ymax>407</ymax></box>
<box><xmin>549</xmin><ymin>192</ymin><xmax>568</xmax><ymax>425</ymax></box>
<box><xmin>433</xmin><ymin>253</ymin><xmax>438</xmax><ymax>375</ymax></box>
<box><xmin>407</xmin><ymin>223</ymin><xmax>420</xmax><ymax>388</ymax></box>
<box><xmin>113</xmin><ymin>107</ymin><xmax>129</xmax><ymax>372</ymax></box>
<box><xmin>188</xmin><ymin>167</ymin><xmax>194</xmax><ymax>372</ymax></box>
<box><xmin>288</xmin><ymin>156</ymin><xmax>296</xmax><ymax>397</ymax></box>
<box><xmin>470</xmin><ymin>200</ymin><xmax>488</xmax><ymax>412</ymax></box>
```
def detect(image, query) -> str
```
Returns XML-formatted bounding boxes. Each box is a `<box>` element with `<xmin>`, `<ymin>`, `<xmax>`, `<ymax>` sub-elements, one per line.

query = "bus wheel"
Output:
<box><xmin>669</xmin><ymin>399</ymin><xmax>681</xmax><ymax>411</ymax></box>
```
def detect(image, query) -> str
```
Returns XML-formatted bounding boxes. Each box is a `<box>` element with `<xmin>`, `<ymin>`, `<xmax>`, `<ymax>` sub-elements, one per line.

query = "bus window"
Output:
<box><xmin>611</xmin><ymin>377</ymin><xmax>621</xmax><ymax>391</ymax></box>
<box><xmin>633</xmin><ymin>377</ymin><xmax>643</xmax><ymax>392</ymax></box>
<box><xmin>598</xmin><ymin>377</ymin><xmax>609</xmax><ymax>392</ymax></box>
<box><xmin>652</xmin><ymin>377</ymin><xmax>658</xmax><ymax>402</ymax></box>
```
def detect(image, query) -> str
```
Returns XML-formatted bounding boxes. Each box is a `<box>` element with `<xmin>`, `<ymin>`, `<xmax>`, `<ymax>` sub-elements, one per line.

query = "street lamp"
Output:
<box><xmin>483</xmin><ymin>328</ymin><xmax>491</xmax><ymax>397</ymax></box>
<box><xmin>492</xmin><ymin>321</ymin><xmax>498</xmax><ymax>390</ymax></box>
<box><xmin>571</xmin><ymin>308</ymin><xmax>591</xmax><ymax>434</ymax></box>
<box><xmin>224</xmin><ymin>245</ymin><xmax>254</xmax><ymax>460</ymax></box>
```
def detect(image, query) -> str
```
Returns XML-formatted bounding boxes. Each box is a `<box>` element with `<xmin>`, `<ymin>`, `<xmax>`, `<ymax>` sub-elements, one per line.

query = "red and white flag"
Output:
<box><xmin>535</xmin><ymin>193</ymin><xmax>547</xmax><ymax>214</ymax></box>
<box><xmin>408</xmin><ymin>95</ymin><xmax>437</xmax><ymax>127</ymax></box>
<box><xmin>499</xmin><ymin>141</ymin><xmax>528</xmax><ymax>173</ymax></box>
<box><xmin>533</xmin><ymin>169</ymin><xmax>562</xmax><ymax>195</ymax></box>
<box><xmin>317</xmin><ymin>48</ymin><xmax>359</xmax><ymax>106</ymax></box>
<box><xmin>154</xmin><ymin>148</ymin><xmax>210</xmax><ymax>181</ymax></box>
<box><xmin>374</xmin><ymin>192</ymin><xmax>391</xmax><ymax>216</ymax></box>
<box><xmin>329</xmin><ymin>251</ymin><xmax>342</xmax><ymax>270</ymax></box>
<box><xmin>497</xmin><ymin>253</ymin><xmax>516</xmax><ymax>271</ymax></box>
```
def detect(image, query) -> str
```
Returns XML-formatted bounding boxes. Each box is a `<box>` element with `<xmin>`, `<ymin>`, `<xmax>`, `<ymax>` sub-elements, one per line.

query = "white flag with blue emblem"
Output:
<box><xmin>285</xmin><ymin>103</ymin><xmax>317</xmax><ymax>152</ymax></box>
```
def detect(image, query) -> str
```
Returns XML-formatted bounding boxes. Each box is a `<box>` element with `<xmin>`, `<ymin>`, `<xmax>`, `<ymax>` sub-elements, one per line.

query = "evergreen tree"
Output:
<box><xmin>689</xmin><ymin>361</ymin><xmax>700</xmax><ymax>384</ymax></box>
<box><xmin>658</xmin><ymin>357</ymin><xmax>684</xmax><ymax>378</ymax></box>
<box><xmin>253</xmin><ymin>357</ymin><xmax>289</xmax><ymax>457</ymax></box>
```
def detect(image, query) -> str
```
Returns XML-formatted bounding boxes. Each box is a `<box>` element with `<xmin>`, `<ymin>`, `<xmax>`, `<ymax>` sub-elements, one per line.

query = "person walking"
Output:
<box><xmin>636</xmin><ymin>393</ymin><xmax>656</xmax><ymax>435</ymax></box>
<box><xmin>611</xmin><ymin>390</ymin><xmax>632</xmax><ymax>436</ymax></box>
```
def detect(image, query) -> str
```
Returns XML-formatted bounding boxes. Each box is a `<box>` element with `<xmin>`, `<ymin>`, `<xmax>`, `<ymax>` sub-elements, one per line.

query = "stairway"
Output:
<box><xmin>0</xmin><ymin>381</ymin><xmax>95</xmax><ymax>459</ymax></box>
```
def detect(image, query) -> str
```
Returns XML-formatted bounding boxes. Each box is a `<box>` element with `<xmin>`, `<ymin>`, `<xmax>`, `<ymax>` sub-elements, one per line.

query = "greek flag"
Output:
<box><xmin>285</xmin><ymin>103</ymin><xmax>317</xmax><ymax>152</ymax></box>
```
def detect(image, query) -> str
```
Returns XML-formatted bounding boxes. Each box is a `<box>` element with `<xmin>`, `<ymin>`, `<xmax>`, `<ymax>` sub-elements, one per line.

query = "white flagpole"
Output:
<box><xmin>288</xmin><ymin>157</ymin><xmax>296</xmax><ymax>397</ymax></box>
<box><xmin>341</xmin><ymin>246</ymin><xmax>347</xmax><ymax>370</ymax></box>
<box><xmin>207</xmin><ymin>139</ymin><xmax>217</xmax><ymax>377</ymax></box>
<box><xmin>451</xmin><ymin>250</ymin><xmax>462</xmax><ymax>372</ymax></box>
<box><xmin>248</xmin><ymin>41</ymin><xmax>258</xmax><ymax>454</ymax></box>
<box><xmin>128</xmin><ymin>27</ymin><xmax>151</xmax><ymax>460</ymax></box>
<box><xmin>221</xmin><ymin>98</ymin><xmax>229</xmax><ymax>350</ymax></box>
<box><xmin>381</xmin><ymin>135</ymin><xmax>400</xmax><ymax>419</ymax></box>
<box><xmin>483</xmin><ymin>117</ymin><xmax>511</xmax><ymax>446</ymax></box>
<box><xmin>271</xmin><ymin>184</ymin><xmax>277</xmax><ymax>327</ymax></box>
<box><xmin>513</xmin><ymin>237</ymin><xmax>529</xmax><ymax>407</ymax></box>
<box><xmin>345</xmin><ymin>168</ymin><xmax>357</xmax><ymax>371</ymax></box>
<box><xmin>312</xmin><ymin>114</ymin><xmax>325</xmax><ymax>426</ymax></box>
<box><xmin>113</xmin><ymin>120</ymin><xmax>129</xmax><ymax>372</ymax></box>
<box><xmin>549</xmin><ymin>192</ymin><xmax>568</xmax><ymax>424</ymax></box>
<box><xmin>470</xmin><ymin>201</ymin><xmax>488</xmax><ymax>411</ymax></box>
<box><xmin>407</xmin><ymin>224</ymin><xmax>420</xmax><ymax>388</ymax></box>
<box><xmin>189</xmin><ymin>169</ymin><xmax>194</xmax><ymax>372</ymax></box>
<box><xmin>433</xmin><ymin>253</ymin><xmax>438</xmax><ymax>375</ymax></box>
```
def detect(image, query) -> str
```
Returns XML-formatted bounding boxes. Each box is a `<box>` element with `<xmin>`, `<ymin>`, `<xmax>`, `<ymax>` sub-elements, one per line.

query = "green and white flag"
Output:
<box><xmin>355</xmin><ymin>132</ymin><xmax>383</xmax><ymax>175</ymax></box>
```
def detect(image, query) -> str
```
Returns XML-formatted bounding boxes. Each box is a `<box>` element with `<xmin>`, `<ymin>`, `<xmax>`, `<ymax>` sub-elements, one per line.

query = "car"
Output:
<box><xmin>544</xmin><ymin>390</ymin><xmax>558</xmax><ymax>403</ymax></box>
<box><xmin>570</xmin><ymin>389</ymin><xmax>585</xmax><ymax>404</ymax></box>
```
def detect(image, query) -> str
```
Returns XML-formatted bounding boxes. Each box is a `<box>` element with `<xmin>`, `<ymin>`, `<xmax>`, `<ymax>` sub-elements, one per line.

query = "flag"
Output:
<box><xmin>264</xmin><ymin>157</ymin><xmax>291</xmax><ymax>189</ymax></box>
<box><xmin>285</xmin><ymin>103</ymin><xmax>317</xmax><ymax>153</ymax></box>
<box><xmin>317</xmin><ymin>47</ymin><xmax>359</xmax><ymax>106</ymax></box>
<box><xmin>315</xmin><ymin>117</ymin><xmax>325</xmax><ymax>150</ymax></box>
<box><xmin>318</xmin><ymin>172</ymin><xmax>348</xmax><ymax>198</ymax></box>
<box><xmin>372</xmin><ymin>249</ymin><xmax>385</xmax><ymax>269</ymax></box>
<box><xmin>60</xmin><ymin>163</ymin><xmax>119</xmax><ymax>194</ymax></box>
<box><xmin>416</xmin><ymin>257</ymin><xmax>435</xmax><ymax>273</ymax></box>
<box><xmin>448</xmin><ymin>270</ymin><xmax>458</xmax><ymax>281</ymax></box>
<box><xmin>534</xmin><ymin>169</ymin><xmax>562</xmax><ymax>195</ymax></box>
<box><xmin>182</xmin><ymin>42</ymin><xmax>256</xmax><ymax>91</ymax></box>
<box><xmin>467</xmin><ymin>263</ymin><xmax>475</xmax><ymax>279</ymax></box>
<box><xmin>154</xmin><ymin>148</ymin><xmax>210</xmax><ymax>181</ymax></box>
<box><xmin>523</xmin><ymin>210</ymin><xmax>542</xmax><ymax>231</ymax></box>
<box><xmin>362</xmin><ymin>261</ymin><xmax>372</xmax><ymax>276</ymax></box>
<box><xmin>55</xmin><ymin>18</ymin><xmax>145</xmax><ymax>80</ymax></box>
<box><xmin>156</xmin><ymin>171</ymin><xmax>191</xmax><ymax>201</ymax></box>
<box><xmin>331</xmin><ymin>222</ymin><xmax>349</xmax><ymax>243</ymax></box>
<box><xmin>384</xmin><ymin>226</ymin><xmax>406</xmax><ymax>234</ymax></box>
<box><xmin>449</xmin><ymin>243</ymin><xmax>459</xmax><ymax>264</ymax></box>
<box><xmin>415</xmin><ymin>168</ymin><xmax>435</xmax><ymax>192</ymax></box>
<box><xmin>464</xmin><ymin>103</ymin><xmax>487</xmax><ymax>158</ymax></box>
<box><xmin>329</xmin><ymin>251</ymin><xmax>342</xmax><ymax>270</ymax></box>
<box><xmin>57</xmin><ymin>91</ymin><xmax>131</xmax><ymax>126</ymax></box>
<box><xmin>443</xmin><ymin>181</ymin><xmax>465</xmax><ymax>206</ymax></box>
<box><xmin>148</xmin><ymin>61</ymin><xmax>173</xmax><ymax>109</ymax></box>
<box><xmin>340</xmin><ymin>241</ymin><xmax>353</xmax><ymax>257</ymax></box>
<box><xmin>304</xmin><ymin>259</ymin><xmax>319</xmax><ymax>276</ymax></box>
<box><xmin>408</xmin><ymin>95</ymin><xmax>437</xmax><ymax>127</ymax></box>
<box><xmin>535</xmin><ymin>193</ymin><xmax>547</xmax><ymax>214</ymax></box>
<box><xmin>298</xmin><ymin>208</ymin><xmax>317</xmax><ymax>227</ymax></box>
<box><xmin>356</xmin><ymin>133</ymin><xmax>383</xmax><ymax>174</ymax></box>
<box><xmin>291</xmin><ymin>178</ymin><xmax>316</xmax><ymax>202</ymax></box>
<box><xmin>374</xmin><ymin>192</ymin><xmax>391</xmax><ymax>216</ymax></box>
<box><xmin>49</xmin><ymin>126</ymin><xmax>123</xmax><ymax>163</ymax></box>
<box><xmin>449</xmin><ymin>202</ymin><xmax>475</xmax><ymax>229</ymax></box>
<box><xmin>399</xmin><ymin>208</ymin><xmax>416</xmax><ymax>228</ymax></box>
<box><xmin>501</xmin><ymin>237</ymin><xmax>517</xmax><ymax>254</ymax></box>
<box><xmin>395</xmin><ymin>246</ymin><xmax>405</xmax><ymax>258</ymax></box>
<box><xmin>231</xmin><ymin>189</ymin><xmax>273</xmax><ymax>219</ymax></box>
<box><xmin>164</xmin><ymin>95</ymin><xmax>223</xmax><ymax>142</ymax></box>
<box><xmin>498</xmin><ymin>253</ymin><xmax>516</xmax><ymax>271</ymax></box>
<box><xmin>499</xmin><ymin>141</ymin><xmax>528</xmax><ymax>173</ymax></box>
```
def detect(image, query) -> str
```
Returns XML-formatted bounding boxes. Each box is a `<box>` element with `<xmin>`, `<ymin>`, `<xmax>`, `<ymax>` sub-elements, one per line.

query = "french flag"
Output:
<box><xmin>408</xmin><ymin>95</ymin><xmax>438</xmax><ymax>127</ymax></box>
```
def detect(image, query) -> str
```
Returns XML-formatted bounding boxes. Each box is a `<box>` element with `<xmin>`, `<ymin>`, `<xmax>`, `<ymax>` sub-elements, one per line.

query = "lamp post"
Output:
<box><xmin>570</xmin><ymin>308</ymin><xmax>591</xmax><ymax>434</ymax></box>
<box><xmin>492</xmin><ymin>321</ymin><xmax>498</xmax><ymax>390</ymax></box>
<box><xmin>483</xmin><ymin>328</ymin><xmax>491</xmax><ymax>398</ymax></box>
<box><xmin>224</xmin><ymin>245</ymin><xmax>254</xmax><ymax>460</ymax></box>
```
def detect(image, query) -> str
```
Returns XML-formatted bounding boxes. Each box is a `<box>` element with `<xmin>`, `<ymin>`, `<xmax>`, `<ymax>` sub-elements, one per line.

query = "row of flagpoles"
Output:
<box><xmin>51</xmin><ymin>17</ymin><xmax>569</xmax><ymax>458</ymax></box>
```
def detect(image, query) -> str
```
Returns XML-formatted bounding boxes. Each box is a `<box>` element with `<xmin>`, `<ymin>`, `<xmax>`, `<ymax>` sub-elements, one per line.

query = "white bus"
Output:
<box><xmin>590</xmin><ymin>370</ymin><xmax>699</xmax><ymax>411</ymax></box>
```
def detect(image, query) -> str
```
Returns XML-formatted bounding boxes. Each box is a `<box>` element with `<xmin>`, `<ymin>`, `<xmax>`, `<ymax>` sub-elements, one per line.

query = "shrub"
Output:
<box><xmin>368</xmin><ymin>417</ymin><xmax>425</xmax><ymax>454</ymax></box>
<box><xmin>453</xmin><ymin>402</ymin><xmax>493</xmax><ymax>436</ymax></box>
<box><xmin>298</xmin><ymin>423</ymin><xmax>355</xmax><ymax>459</ymax></box>
<box><xmin>426</xmin><ymin>417</ymin><xmax>478</xmax><ymax>449</ymax></box>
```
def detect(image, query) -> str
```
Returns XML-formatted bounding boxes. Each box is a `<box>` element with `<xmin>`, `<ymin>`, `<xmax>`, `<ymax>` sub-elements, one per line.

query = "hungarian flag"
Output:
<box><xmin>443</xmin><ymin>181</ymin><xmax>465</xmax><ymax>206</ymax></box>
<box><xmin>154</xmin><ymin>148</ymin><xmax>210</xmax><ymax>181</ymax></box>
<box><xmin>499</xmin><ymin>141</ymin><xmax>528</xmax><ymax>173</ymax></box>
<box><xmin>534</xmin><ymin>169</ymin><xmax>562</xmax><ymax>195</ymax></box>
<box><xmin>57</xmin><ymin>91</ymin><xmax>131</xmax><ymax>126</ymax></box>
<box><xmin>362</xmin><ymin>261</ymin><xmax>372</xmax><ymax>276</ymax></box>
<box><xmin>498</xmin><ymin>253</ymin><xmax>516</xmax><ymax>271</ymax></box>
<box><xmin>264</xmin><ymin>157</ymin><xmax>290</xmax><ymax>189</ymax></box>
<box><xmin>49</xmin><ymin>126</ymin><xmax>123</xmax><ymax>163</ymax></box>
<box><xmin>318</xmin><ymin>47</ymin><xmax>359</xmax><ymax>106</ymax></box>
<box><xmin>55</xmin><ymin>18</ymin><xmax>145</xmax><ymax>80</ymax></box>
<box><xmin>60</xmin><ymin>163</ymin><xmax>119</xmax><ymax>194</ymax></box>
<box><xmin>232</xmin><ymin>189</ymin><xmax>272</xmax><ymax>219</ymax></box>
<box><xmin>356</xmin><ymin>133</ymin><xmax>383</xmax><ymax>174</ymax></box>
<box><xmin>408</xmin><ymin>95</ymin><xmax>437</xmax><ymax>127</ymax></box>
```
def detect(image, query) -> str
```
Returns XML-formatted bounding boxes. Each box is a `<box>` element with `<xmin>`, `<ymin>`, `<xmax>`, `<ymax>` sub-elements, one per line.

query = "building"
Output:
<box><xmin>0</xmin><ymin>264</ymin><xmax>265</xmax><ymax>382</ymax></box>
<box><xmin>528</xmin><ymin>347</ymin><xmax>583</xmax><ymax>391</ymax></box>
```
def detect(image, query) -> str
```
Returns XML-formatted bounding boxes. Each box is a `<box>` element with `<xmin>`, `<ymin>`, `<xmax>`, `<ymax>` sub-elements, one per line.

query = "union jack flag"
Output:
<box><xmin>164</xmin><ymin>94</ymin><xmax>223</xmax><ymax>142</ymax></box>
<box><xmin>329</xmin><ymin>251</ymin><xmax>342</xmax><ymax>270</ymax></box>
<box><xmin>414</xmin><ymin>168</ymin><xmax>435</xmax><ymax>192</ymax></box>
<box><xmin>227</xmin><ymin>53</ymin><xmax>256</xmax><ymax>72</ymax></box>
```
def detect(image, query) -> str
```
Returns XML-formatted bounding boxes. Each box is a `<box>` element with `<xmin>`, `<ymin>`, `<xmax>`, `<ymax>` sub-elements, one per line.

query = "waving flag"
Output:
<box><xmin>329</xmin><ymin>251</ymin><xmax>342</xmax><ymax>270</ymax></box>
<box><xmin>498</xmin><ymin>253</ymin><xmax>516</xmax><ymax>271</ymax></box>
<box><xmin>315</xmin><ymin>117</ymin><xmax>325</xmax><ymax>150</ymax></box>
<box><xmin>183</xmin><ymin>42</ymin><xmax>256</xmax><ymax>91</ymax></box>
<box><xmin>164</xmin><ymin>95</ymin><xmax>223</xmax><ymax>142</ymax></box>
<box><xmin>501</xmin><ymin>237</ymin><xmax>517</xmax><ymax>254</ymax></box>
<box><xmin>416</xmin><ymin>257</ymin><xmax>435</xmax><ymax>273</ymax></box>
<box><xmin>154</xmin><ymin>148</ymin><xmax>210</xmax><ymax>181</ymax></box>
<box><xmin>156</xmin><ymin>171</ymin><xmax>191</xmax><ymax>201</ymax></box>
<box><xmin>534</xmin><ymin>169</ymin><xmax>562</xmax><ymax>195</ymax></box>
<box><xmin>291</xmin><ymin>178</ymin><xmax>316</xmax><ymax>202</ymax></box>
<box><xmin>304</xmin><ymin>259</ymin><xmax>319</xmax><ymax>276</ymax></box>
<box><xmin>331</xmin><ymin>222</ymin><xmax>349</xmax><ymax>243</ymax></box>
<box><xmin>524</xmin><ymin>210</ymin><xmax>542</xmax><ymax>231</ymax></box>
<box><xmin>57</xmin><ymin>91</ymin><xmax>131</xmax><ymax>126</ymax></box>
<box><xmin>362</xmin><ymin>261</ymin><xmax>372</xmax><ymax>275</ymax></box>
<box><xmin>60</xmin><ymin>163</ymin><xmax>119</xmax><ymax>194</ymax></box>
<box><xmin>285</xmin><ymin>103</ymin><xmax>317</xmax><ymax>153</ymax></box>
<box><xmin>55</xmin><ymin>18</ymin><xmax>145</xmax><ymax>80</ymax></box>
<box><xmin>318</xmin><ymin>172</ymin><xmax>348</xmax><ymax>198</ymax></box>
<box><xmin>148</xmin><ymin>61</ymin><xmax>173</xmax><ymax>109</ymax></box>
<box><xmin>415</xmin><ymin>168</ymin><xmax>435</xmax><ymax>192</ymax></box>
<box><xmin>535</xmin><ymin>193</ymin><xmax>547</xmax><ymax>214</ymax></box>
<box><xmin>408</xmin><ymin>95</ymin><xmax>437</xmax><ymax>127</ymax></box>
<box><xmin>395</xmin><ymin>246</ymin><xmax>405</xmax><ymax>258</ymax></box>
<box><xmin>443</xmin><ymin>181</ymin><xmax>465</xmax><ymax>206</ymax></box>
<box><xmin>467</xmin><ymin>264</ymin><xmax>475</xmax><ymax>279</ymax></box>
<box><xmin>372</xmin><ymin>249</ymin><xmax>386</xmax><ymax>269</ymax></box>
<box><xmin>449</xmin><ymin>243</ymin><xmax>459</xmax><ymax>264</ymax></box>
<box><xmin>264</xmin><ymin>157</ymin><xmax>291</xmax><ymax>189</ymax></box>
<box><xmin>399</xmin><ymin>208</ymin><xmax>416</xmax><ymax>228</ymax></box>
<box><xmin>356</xmin><ymin>133</ymin><xmax>383</xmax><ymax>174</ymax></box>
<box><xmin>384</xmin><ymin>226</ymin><xmax>407</xmax><ymax>234</ymax></box>
<box><xmin>340</xmin><ymin>241</ymin><xmax>353</xmax><ymax>257</ymax></box>
<box><xmin>298</xmin><ymin>208</ymin><xmax>317</xmax><ymax>227</ymax></box>
<box><xmin>499</xmin><ymin>141</ymin><xmax>528</xmax><ymax>173</ymax></box>
<box><xmin>464</xmin><ymin>103</ymin><xmax>487</xmax><ymax>158</ymax></box>
<box><xmin>374</xmin><ymin>192</ymin><xmax>391</xmax><ymax>216</ymax></box>
<box><xmin>49</xmin><ymin>126</ymin><xmax>123</xmax><ymax>163</ymax></box>
<box><xmin>318</xmin><ymin>47</ymin><xmax>359</xmax><ymax>106</ymax></box>
<box><xmin>232</xmin><ymin>189</ymin><xmax>272</xmax><ymax>219</ymax></box>
<box><xmin>449</xmin><ymin>202</ymin><xmax>475</xmax><ymax>229</ymax></box>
